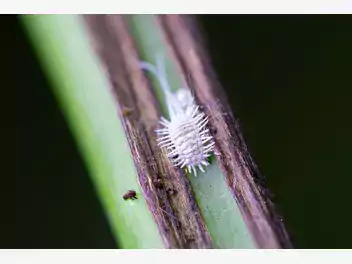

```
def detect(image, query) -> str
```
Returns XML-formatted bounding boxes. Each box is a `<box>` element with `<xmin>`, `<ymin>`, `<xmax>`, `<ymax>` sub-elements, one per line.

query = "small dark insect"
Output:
<box><xmin>166</xmin><ymin>186</ymin><xmax>177</xmax><ymax>196</ymax></box>
<box><xmin>153</xmin><ymin>178</ymin><xmax>164</xmax><ymax>189</ymax></box>
<box><xmin>123</xmin><ymin>190</ymin><xmax>137</xmax><ymax>200</ymax></box>
<box><xmin>121</xmin><ymin>107</ymin><xmax>133</xmax><ymax>117</ymax></box>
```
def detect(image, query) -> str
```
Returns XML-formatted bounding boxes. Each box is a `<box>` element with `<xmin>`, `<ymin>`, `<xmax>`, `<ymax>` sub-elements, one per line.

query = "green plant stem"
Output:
<box><xmin>21</xmin><ymin>14</ymin><xmax>164</xmax><ymax>249</ymax></box>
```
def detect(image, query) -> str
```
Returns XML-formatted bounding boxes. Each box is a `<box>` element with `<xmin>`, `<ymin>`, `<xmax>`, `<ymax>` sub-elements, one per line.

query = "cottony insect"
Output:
<box><xmin>140</xmin><ymin>55</ymin><xmax>215</xmax><ymax>176</ymax></box>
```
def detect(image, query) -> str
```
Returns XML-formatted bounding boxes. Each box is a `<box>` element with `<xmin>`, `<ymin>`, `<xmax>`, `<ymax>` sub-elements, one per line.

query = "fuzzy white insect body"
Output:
<box><xmin>156</xmin><ymin>104</ymin><xmax>214</xmax><ymax>176</ymax></box>
<box><xmin>140</xmin><ymin>55</ymin><xmax>215</xmax><ymax>176</ymax></box>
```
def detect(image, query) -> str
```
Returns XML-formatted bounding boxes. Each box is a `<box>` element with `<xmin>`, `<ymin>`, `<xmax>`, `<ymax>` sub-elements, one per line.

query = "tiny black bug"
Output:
<box><xmin>123</xmin><ymin>190</ymin><xmax>137</xmax><ymax>200</ymax></box>
<box><xmin>121</xmin><ymin>107</ymin><xmax>133</xmax><ymax>117</ymax></box>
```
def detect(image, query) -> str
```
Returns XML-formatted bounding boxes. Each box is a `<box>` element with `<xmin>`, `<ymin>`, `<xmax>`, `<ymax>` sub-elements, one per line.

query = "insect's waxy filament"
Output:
<box><xmin>140</xmin><ymin>55</ymin><xmax>215</xmax><ymax>176</ymax></box>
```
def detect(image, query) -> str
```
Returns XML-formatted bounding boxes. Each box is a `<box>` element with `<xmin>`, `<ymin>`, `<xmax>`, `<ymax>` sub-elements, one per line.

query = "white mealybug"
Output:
<box><xmin>140</xmin><ymin>55</ymin><xmax>215</xmax><ymax>176</ymax></box>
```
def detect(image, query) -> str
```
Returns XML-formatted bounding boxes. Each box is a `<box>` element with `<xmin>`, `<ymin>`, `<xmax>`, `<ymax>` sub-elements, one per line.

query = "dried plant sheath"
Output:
<box><xmin>159</xmin><ymin>15</ymin><xmax>292</xmax><ymax>248</ymax></box>
<box><xmin>84</xmin><ymin>14</ymin><xmax>291</xmax><ymax>248</ymax></box>
<box><xmin>84</xmin><ymin>15</ymin><xmax>212</xmax><ymax>249</ymax></box>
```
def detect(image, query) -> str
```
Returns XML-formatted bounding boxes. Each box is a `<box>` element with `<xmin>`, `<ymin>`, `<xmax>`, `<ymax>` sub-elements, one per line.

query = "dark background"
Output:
<box><xmin>11</xmin><ymin>15</ymin><xmax>352</xmax><ymax>248</ymax></box>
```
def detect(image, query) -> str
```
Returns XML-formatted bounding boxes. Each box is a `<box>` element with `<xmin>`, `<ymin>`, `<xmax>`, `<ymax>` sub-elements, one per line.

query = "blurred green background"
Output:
<box><xmin>12</xmin><ymin>15</ymin><xmax>352</xmax><ymax>248</ymax></box>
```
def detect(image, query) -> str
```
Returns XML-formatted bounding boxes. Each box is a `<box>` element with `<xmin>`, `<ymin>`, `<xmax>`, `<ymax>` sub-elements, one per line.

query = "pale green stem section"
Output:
<box><xmin>128</xmin><ymin>15</ymin><xmax>255</xmax><ymax>248</ymax></box>
<box><xmin>21</xmin><ymin>14</ymin><xmax>164</xmax><ymax>249</ymax></box>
